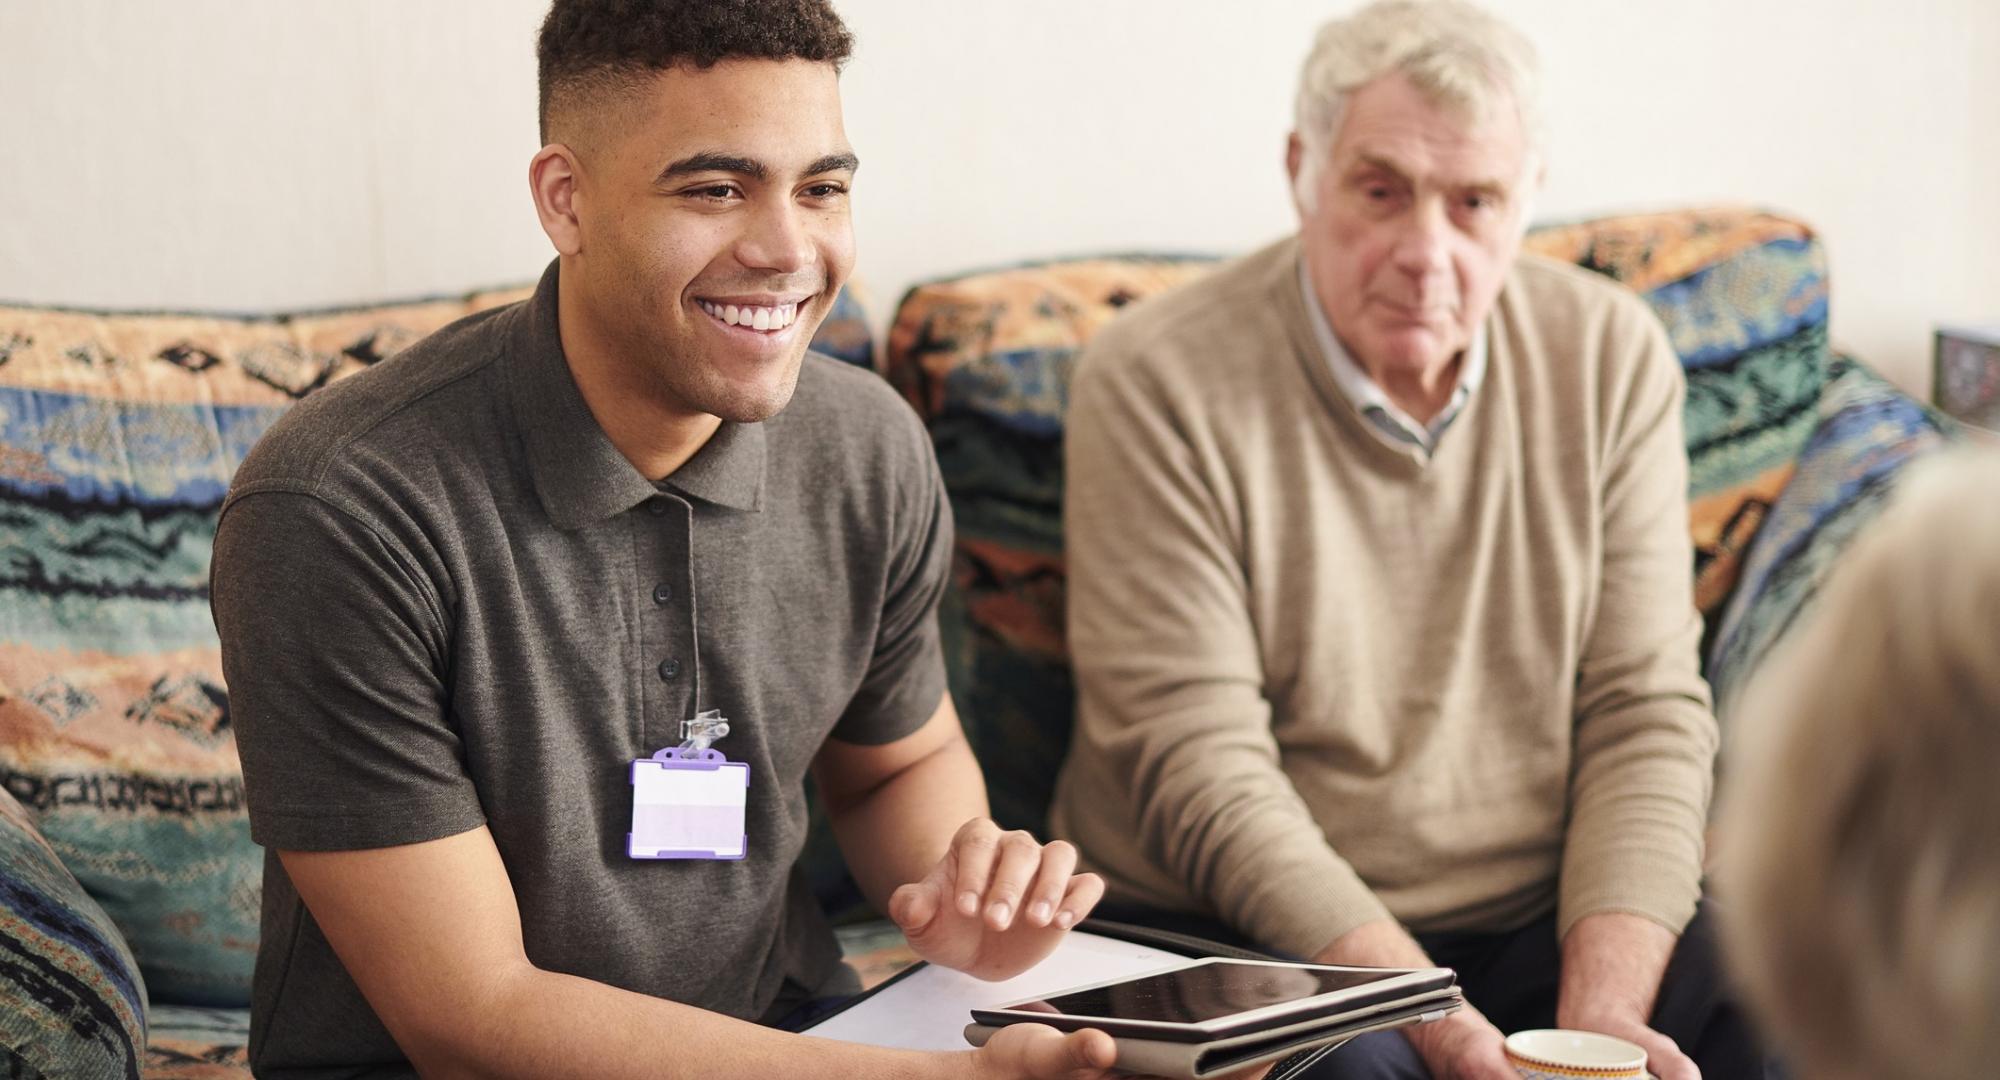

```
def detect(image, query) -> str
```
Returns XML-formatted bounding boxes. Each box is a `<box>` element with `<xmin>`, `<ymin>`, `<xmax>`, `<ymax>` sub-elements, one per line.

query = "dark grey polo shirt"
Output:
<box><xmin>211</xmin><ymin>262</ymin><xmax>950</xmax><ymax>1078</ymax></box>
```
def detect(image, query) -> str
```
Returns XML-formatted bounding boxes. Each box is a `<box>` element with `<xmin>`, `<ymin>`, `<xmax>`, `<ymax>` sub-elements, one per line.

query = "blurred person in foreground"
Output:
<box><xmin>1718</xmin><ymin>449</ymin><xmax>2000</xmax><ymax>1080</ymax></box>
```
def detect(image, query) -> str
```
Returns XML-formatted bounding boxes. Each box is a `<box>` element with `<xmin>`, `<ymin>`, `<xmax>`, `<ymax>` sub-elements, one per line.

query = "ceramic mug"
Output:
<box><xmin>1503</xmin><ymin>1029</ymin><xmax>1649</xmax><ymax>1079</ymax></box>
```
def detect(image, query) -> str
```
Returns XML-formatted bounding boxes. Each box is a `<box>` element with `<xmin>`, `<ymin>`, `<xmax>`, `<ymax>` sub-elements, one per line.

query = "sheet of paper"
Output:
<box><xmin>802</xmin><ymin>930</ymin><xmax>1191</xmax><ymax>1051</ymax></box>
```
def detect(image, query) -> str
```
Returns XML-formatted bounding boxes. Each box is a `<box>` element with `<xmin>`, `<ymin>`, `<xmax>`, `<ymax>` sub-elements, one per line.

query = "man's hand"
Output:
<box><xmin>1404</xmin><ymin>1011</ymin><xmax>1516</xmax><ymax>1080</ymax></box>
<box><xmin>891</xmin><ymin>818</ymin><xmax>1105</xmax><ymax>981</ymax></box>
<box><xmin>1557</xmin><ymin>912</ymin><xmax>1698</xmax><ymax>1080</ymax></box>
<box><xmin>1313</xmin><ymin>919</ymin><xmax>1513</xmax><ymax>1080</ymax></box>
<box><xmin>969</xmin><ymin>1024</ymin><xmax>1271</xmax><ymax>1080</ymax></box>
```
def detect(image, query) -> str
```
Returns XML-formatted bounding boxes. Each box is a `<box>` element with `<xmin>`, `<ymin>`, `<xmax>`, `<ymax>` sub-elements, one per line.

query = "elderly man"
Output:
<box><xmin>1049</xmin><ymin>2</ymin><xmax>1764</xmax><ymax>1077</ymax></box>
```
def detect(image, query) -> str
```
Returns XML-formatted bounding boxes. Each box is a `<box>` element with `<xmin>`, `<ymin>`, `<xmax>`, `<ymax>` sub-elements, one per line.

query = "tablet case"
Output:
<box><xmin>964</xmin><ymin>989</ymin><xmax>1462</xmax><ymax>1079</ymax></box>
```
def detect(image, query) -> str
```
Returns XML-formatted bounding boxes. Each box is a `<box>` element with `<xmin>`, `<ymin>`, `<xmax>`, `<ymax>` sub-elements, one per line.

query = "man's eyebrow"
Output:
<box><xmin>657</xmin><ymin>152</ymin><xmax>766</xmax><ymax>183</ymax></box>
<box><xmin>1351</xmin><ymin>153</ymin><xmax>1413</xmax><ymax>181</ymax></box>
<box><xmin>805</xmin><ymin>152</ymin><xmax>860</xmax><ymax>176</ymax></box>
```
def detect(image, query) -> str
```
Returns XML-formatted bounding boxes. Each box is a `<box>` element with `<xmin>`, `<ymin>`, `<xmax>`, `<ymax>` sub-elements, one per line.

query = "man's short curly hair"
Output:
<box><xmin>537</xmin><ymin>0</ymin><xmax>854</xmax><ymax>145</ymax></box>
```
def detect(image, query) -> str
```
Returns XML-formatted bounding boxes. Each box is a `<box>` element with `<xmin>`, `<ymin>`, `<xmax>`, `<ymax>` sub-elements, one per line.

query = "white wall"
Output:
<box><xmin>2</xmin><ymin>0</ymin><xmax>1993</xmax><ymax>397</ymax></box>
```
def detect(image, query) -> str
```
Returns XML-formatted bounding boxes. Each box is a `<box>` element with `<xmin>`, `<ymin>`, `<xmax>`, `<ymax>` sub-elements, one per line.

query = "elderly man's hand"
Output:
<box><xmin>1407</xmin><ymin>1011</ymin><xmax>1518</xmax><ymax>1080</ymax></box>
<box><xmin>891</xmin><ymin>818</ymin><xmax>1105</xmax><ymax>981</ymax></box>
<box><xmin>1557</xmin><ymin>912</ymin><xmax>1699</xmax><ymax>1080</ymax></box>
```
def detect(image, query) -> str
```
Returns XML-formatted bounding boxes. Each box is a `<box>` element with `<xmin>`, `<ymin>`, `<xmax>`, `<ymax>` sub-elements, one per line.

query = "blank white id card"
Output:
<box><xmin>628</xmin><ymin>749</ymin><xmax>749</xmax><ymax>860</ymax></box>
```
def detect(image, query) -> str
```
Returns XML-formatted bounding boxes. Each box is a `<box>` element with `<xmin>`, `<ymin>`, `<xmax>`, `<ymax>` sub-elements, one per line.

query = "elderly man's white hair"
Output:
<box><xmin>1293</xmin><ymin>0</ymin><xmax>1543</xmax><ymax>208</ymax></box>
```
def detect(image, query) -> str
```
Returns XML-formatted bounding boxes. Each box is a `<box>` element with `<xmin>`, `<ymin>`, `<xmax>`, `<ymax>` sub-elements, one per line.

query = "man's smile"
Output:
<box><xmin>695</xmin><ymin>294</ymin><xmax>814</xmax><ymax>335</ymax></box>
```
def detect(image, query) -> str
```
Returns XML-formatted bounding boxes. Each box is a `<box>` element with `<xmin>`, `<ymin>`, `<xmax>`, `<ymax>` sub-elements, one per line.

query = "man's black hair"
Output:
<box><xmin>537</xmin><ymin>0</ymin><xmax>854</xmax><ymax>144</ymax></box>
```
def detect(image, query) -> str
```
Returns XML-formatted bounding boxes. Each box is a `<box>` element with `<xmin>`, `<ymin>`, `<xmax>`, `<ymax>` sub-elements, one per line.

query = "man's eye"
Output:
<box><xmin>688</xmin><ymin>184</ymin><xmax>739</xmax><ymax>200</ymax></box>
<box><xmin>803</xmin><ymin>183</ymin><xmax>847</xmax><ymax>199</ymax></box>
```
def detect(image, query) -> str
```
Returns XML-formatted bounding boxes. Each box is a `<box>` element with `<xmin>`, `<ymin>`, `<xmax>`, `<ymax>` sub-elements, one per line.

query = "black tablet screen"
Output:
<box><xmin>1020</xmin><ymin>962</ymin><xmax>1402</xmax><ymax>1025</ymax></box>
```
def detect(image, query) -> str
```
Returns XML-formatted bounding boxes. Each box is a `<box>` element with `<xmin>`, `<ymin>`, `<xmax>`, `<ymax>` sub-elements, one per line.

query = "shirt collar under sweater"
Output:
<box><xmin>1296</xmin><ymin>256</ymin><xmax>1487</xmax><ymax>458</ymax></box>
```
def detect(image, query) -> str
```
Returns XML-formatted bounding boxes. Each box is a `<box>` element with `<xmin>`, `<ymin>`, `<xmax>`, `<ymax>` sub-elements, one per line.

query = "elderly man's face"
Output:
<box><xmin>1291</xmin><ymin>73</ymin><xmax>1533</xmax><ymax>383</ymax></box>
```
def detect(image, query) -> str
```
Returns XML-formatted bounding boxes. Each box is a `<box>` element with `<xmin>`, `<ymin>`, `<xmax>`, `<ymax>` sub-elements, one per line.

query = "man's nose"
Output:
<box><xmin>737</xmin><ymin>198</ymin><xmax>816</xmax><ymax>276</ymax></box>
<box><xmin>1390</xmin><ymin>201</ymin><xmax>1453</xmax><ymax>283</ymax></box>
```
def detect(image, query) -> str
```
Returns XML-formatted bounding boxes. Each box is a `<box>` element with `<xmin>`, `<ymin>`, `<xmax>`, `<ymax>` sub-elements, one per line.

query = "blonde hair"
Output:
<box><xmin>1292</xmin><ymin>0</ymin><xmax>1542</xmax><ymax>209</ymax></box>
<box><xmin>1717</xmin><ymin>449</ymin><xmax>2000</xmax><ymax>1080</ymax></box>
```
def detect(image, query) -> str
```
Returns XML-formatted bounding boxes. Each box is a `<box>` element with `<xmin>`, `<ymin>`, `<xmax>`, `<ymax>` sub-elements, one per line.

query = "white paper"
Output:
<box><xmin>802</xmin><ymin>930</ymin><xmax>1190</xmax><ymax>1051</ymax></box>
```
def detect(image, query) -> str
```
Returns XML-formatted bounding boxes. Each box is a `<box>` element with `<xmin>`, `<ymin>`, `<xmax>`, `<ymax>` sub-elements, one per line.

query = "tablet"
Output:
<box><xmin>969</xmin><ymin>957</ymin><xmax>1457</xmax><ymax>1043</ymax></box>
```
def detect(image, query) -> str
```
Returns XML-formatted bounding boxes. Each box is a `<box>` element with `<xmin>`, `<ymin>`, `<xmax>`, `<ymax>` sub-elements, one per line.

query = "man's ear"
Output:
<box><xmin>1285</xmin><ymin>132</ymin><xmax>1311</xmax><ymax>216</ymax></box>
<box><xmin>529</xmin><ymin>144</ymin><xmax>585</xmax><ymax>257</ymax></box>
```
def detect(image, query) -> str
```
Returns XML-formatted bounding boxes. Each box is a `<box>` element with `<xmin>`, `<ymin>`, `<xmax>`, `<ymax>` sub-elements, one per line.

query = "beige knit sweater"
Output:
<box><xmin>1048</xmin><ymin>237</ymin><xmax>1717</xmax><ymax>960</ymax></box>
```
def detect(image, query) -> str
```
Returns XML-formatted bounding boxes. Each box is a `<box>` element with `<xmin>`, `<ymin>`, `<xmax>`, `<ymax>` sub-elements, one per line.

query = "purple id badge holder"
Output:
<box><xmin>628</xmin><ymin>711</ymin><xmax>748</xmax><ymax>861</ymax></box>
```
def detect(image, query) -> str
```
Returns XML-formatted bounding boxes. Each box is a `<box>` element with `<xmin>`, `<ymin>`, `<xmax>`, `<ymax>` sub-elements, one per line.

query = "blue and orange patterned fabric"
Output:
<box><xmin>1704</xmin><ymin>357</ymin><xmax>1952</xmax><ymax>713</ymax></box>
<box><xmin>0</xmin><ymin>783</ymin><xmax>147</xmax><ymax>1080</ymax></box>
<box><xmin>880</xmin><ymin>208</ymin><xmax>1948</xmax><ymax>840</ymax></box>
<box><xmin>883</xmin><ymin>256</ymin><xmax>1221</xmax><ymax>833</ymax></box>
<box><xmin>0</xmin><ymin>280</ymin><xmax>872</xmax><ymax>1072</ymax></box>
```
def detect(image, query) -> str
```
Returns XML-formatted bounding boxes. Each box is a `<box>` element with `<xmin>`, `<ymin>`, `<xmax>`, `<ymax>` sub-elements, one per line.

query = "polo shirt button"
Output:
<box><xmin>652</xmin><ymin>583</ymin><xmax>672</xmax><ymax>605</ymax></box>
<box><xmin>657</xmin><ymin>657</ymin><xmax>682</xmax><ymax>681</ymax></box>
<box><xmin>647</xmin><ymin>500</ymin><xmax>667</xmax><ymax>516</ymax></box>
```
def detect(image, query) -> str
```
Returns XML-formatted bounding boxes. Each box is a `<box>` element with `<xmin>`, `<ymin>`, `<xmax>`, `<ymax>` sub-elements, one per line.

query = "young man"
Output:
<box><xmin>212</xmin><ymin>3</ymin><xmax>1119</xmax><ymax>1077</ymax></box>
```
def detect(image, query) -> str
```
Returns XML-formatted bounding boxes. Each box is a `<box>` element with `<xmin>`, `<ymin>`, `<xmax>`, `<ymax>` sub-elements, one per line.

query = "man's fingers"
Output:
<box><xmin>1055</xmin><ymin>872</ymin><xmax>1104</xmax><ymax>930</ymax></box>
<box><xmin>1633</xmin><ymin>1030</ymin><xmax>1698</xmax><ymax>1080</ymax></box>
<box><xmin>949</xmin><ymin>819</ymin><xmax>1002</xmax><ymax>917</ymax></box>
<box><xmin>985</xmin><ymin>1023</ymin><xmax>1118</xmax><ymax>1080</ymax></box>
<box><xmin>889</xmin><ymin>881</ymin><xmax>938</xmax><ymax>935</ymax></box>
<box><xmin>980</xmin><ymin>831</ymin><xmax>1046</xmax><ymax>931</ymax></box>
<box><xmin>1032</xmin><ymin>1027</ymin><xmax>1115</xmax><ymax>1077</ymax></box>
<box><xmin>1023</xmin><ymin>840</ymin><xmax>1079</xmax><ymax>927</ymax></box>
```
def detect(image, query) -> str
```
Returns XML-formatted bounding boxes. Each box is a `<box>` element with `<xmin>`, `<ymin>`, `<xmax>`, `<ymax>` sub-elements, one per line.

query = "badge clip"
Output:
<box><xmin>628</xmin><ymin>710</ymin><xmax>748</xmax><ymax>861</ymax></box>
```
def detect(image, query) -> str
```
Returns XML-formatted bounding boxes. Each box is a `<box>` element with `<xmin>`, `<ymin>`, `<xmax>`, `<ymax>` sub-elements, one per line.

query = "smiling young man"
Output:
<box><xmin>1049</xmin><ymin>2</ymin><xmax>1766</xmax><ymax>1078</ymax></box>
<box><xmin>209</xmin><ymin>3</ymin><xmax>1122</xmax><ymax>1078</ymax></box>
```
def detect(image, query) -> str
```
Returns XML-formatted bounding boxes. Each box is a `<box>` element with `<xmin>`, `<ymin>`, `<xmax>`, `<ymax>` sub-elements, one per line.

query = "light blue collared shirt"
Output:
<box><xmin>1298</xmin><ymin>258</ymin><xmax>1486</xmax><ymax>459</ymax></box>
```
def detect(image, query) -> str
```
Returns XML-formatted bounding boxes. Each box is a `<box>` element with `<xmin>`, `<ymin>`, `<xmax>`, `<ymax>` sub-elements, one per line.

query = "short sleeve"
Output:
<box><xmin>211</xmin><ymin>487</ymin><xmax>485</xmax><ymax>851</ymax></box>
<box><xmin>829</xmin><ymin>419</ymin><xmax>953</xmax><ymax>745</ymax></box>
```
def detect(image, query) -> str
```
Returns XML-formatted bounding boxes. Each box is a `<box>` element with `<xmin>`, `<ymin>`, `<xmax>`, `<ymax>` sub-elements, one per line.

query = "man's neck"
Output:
<box><xmin>556</xmin><ymin>280</ymin><xmax>721</xmax><ymax>481</ymax></box>
<box><xmin>1372</xmin><ymin>353</ymin><xmax>1464</xmax><ymax>427</ymax></box>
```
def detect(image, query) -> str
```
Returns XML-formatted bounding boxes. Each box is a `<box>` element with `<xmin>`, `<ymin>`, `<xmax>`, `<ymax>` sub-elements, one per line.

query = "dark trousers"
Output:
<box><xmin>1095</xmin><ymin>901</ymin><xmax>1769</xmax><ymax>1080</ymax></box>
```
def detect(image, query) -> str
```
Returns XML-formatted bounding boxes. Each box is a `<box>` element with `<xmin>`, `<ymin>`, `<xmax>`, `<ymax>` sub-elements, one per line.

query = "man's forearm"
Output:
<box><xmin>826</xmin><ymin>731</ymin><xmax>990</xmax><ymax>911</ymax></box>
<box><xmin>1555</xmin><ymin>911</ymin><xmax>1677</xmax><ymax>1028</ymax></box>
<box><xmin>416</xmin><ymin>960</ymin><xmax>953</xmax><ymax>1080</ymax></box>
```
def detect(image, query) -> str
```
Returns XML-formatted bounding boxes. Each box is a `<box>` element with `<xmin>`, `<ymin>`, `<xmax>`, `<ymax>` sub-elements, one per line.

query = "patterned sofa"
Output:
<box><xmin>0</xmin><ymin>207</ymin><xmax>1952</xmax><ymax>1078</ymax></box>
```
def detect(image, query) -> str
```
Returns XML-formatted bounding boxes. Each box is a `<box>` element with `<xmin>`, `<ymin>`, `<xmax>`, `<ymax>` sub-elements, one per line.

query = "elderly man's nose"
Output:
<box><xmin>1393</xmin><ymin>212</ymin><xmax>1452</xmax><ymax>277</ymax></box>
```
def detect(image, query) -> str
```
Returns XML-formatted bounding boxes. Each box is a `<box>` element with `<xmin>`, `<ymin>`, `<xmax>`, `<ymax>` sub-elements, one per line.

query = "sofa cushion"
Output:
<box><xmin>883</xmin><ymin>255</ymin><xmax>1220</xmax><ymax>833</ymax></box>
<box><xmin>1522</xmin><ymin>208</ymin><xmax>1832</xmax><ymax>631</ymax></box>
<box><xmin>1704</xmin><ymin>358</ymin><xmax>1952</xmax><ymax>715</ymax></box>
<box><xmin>881</xmin><ymin>209</ymin><xmax>1839</xmax><ymax>837</ymax></box>
<box><xmin>141</xmin><ymin>1005</ymin><xmax>250</xmax><ymax>1080</ymax></box>
<box><xmin>0</xmin><ymin>782</ymin><xmax>148</xmax><ymax>1080</ymax></box>
<box><xmin>0</xmin><ymin>284</ymin><xmax>875</xmax><ymax>1004</ymax></box>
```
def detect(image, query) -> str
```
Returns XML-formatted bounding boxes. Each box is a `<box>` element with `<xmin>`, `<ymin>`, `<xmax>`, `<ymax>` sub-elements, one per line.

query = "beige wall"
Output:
<box><xmin>2</xmin><ymin>0</ymin><xmax>1994</xmax><ymax>397</ymax></box>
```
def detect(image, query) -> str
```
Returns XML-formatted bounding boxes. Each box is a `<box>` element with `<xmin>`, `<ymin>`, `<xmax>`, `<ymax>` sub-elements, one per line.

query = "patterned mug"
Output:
<box><xmin>1503</xmin><ymin>1029</ymin><xmax>1649</xmax><ymax>1079</ymax></box>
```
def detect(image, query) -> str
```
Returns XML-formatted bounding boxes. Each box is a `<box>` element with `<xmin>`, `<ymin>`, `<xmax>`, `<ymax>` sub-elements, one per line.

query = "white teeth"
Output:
<box><xmin>699</xmin><ymin>298</ymin><xmax>806</xmax><ymax>331</ymax></box>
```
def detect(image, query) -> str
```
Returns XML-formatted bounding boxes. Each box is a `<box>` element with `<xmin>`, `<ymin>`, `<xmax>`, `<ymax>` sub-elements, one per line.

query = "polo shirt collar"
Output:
<box><xmin>657</xmin><ymin>419</ymin><xmax>766</xmax><ymax>513</ymax></box>
<box><xmin>508</xmin><ymin>260</ymin><xmax>767</xmax><ymax>530</ymax></box>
